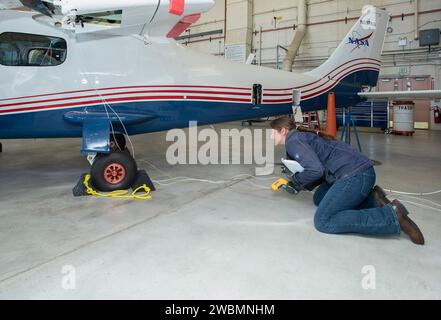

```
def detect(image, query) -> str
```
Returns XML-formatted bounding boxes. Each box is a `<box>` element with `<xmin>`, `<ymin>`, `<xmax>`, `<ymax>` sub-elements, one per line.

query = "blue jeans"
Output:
<box><xmin>312</xmin><ymin>167</ymin><xmax>400</xmax><ymax>235</ymax></box>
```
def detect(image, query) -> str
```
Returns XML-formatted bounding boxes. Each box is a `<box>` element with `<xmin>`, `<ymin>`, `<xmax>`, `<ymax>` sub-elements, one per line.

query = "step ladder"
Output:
<box><xmin>302</xmin><ymin>111</ymin><xmax>321</xmax><ymax>130</ymax></box>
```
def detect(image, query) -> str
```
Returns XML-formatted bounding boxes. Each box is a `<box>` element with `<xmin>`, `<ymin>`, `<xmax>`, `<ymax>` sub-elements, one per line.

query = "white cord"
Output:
<box><xmin>105</xmin><ymin>104</ymin><xmax>136</xmax><ymax>159</ymax></box>
<box><xmin>153</xmin><ymin>174</ymin><xmax>270</xmax><ymax>190</ymax></box>
<box><xmin>385</xmin><ymin>190</ymin><xmax>441</xmax><ymax>212</ymax></box>
<box><xmin>40</xmin><ymin>39</ymin><xmax>54</xmax><ymax>66</ymax></box>
<box><xmin>154</xmin><ymin>174</ymin><xmax>275</xmax><ymax>183</ymax></box>
<box><xmin>384</xmin><ymin>189</ymin><xmax>441</xmax><ymax>196</ymax></box>
<box><xmin>391</xmin><ymin>194</ymin><xmax>441</xmax><ymax>208</ymax></box>
<box><xmin>103</xmin><ymin>104</ymin><xmax>120</xmax><ymax>151</ymax></box>
<box><xmin>142</xmin><ymin>158</ymin><xmax>441</xmax><ymax>198</ymax></box>
<box><xmin>143</xmin><ymin>158</ymin><xmax>441</xmax><ymax>208</ymax></box>
<box><xmin>138</xmin><ymin>159</ymin><xmax>174</xmax><ymax>179</ymax></box>
<box><xmin>76</xmin><ymin>44</ymin><xmax>135</xmax><ymax>157</ymax></box>
<box><xmin>399</xmin><ymin>199</ymin><xmax>441</xmax><ymax>213</ymax></box>
<box><xmin>139</xmin><ymin>159</ymin><xmax>274</xmax><ymax>190</ymax></box>
<box><xmin>90</xmin><ymin>91</ymin><xmax>136</xmax><ymax>158</ymax></box>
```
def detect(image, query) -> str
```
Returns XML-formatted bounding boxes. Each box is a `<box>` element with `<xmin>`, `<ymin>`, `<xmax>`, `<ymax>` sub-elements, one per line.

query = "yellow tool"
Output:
<box><xmin>83</xmin><ymin>174</ymin><xmax>152</xmax><ymax>200</ymax></box>
<box><xmin>272</xmin><ymin>178</ymin><xmax>289</xmax><ymax>191</ymax></box>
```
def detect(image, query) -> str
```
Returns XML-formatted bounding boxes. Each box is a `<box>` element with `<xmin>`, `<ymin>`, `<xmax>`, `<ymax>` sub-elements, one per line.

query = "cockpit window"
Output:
<box><xmin>0</xmin><ymin>32</ymin><xmax>67</xmax><ymax>67</ymax></box>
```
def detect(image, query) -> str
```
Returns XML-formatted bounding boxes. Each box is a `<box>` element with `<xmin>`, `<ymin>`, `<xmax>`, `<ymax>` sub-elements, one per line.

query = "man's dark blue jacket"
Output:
<box><xmin>285</xmin><ymin>130</ymin><xmax>373</xmax><ymax>188</ymax></box>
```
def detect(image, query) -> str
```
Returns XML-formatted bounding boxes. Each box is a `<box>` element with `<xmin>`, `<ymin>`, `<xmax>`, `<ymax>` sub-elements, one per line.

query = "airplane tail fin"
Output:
<box><xmin>306</xmin><ymin>6</ymin><xmax>389</xmax><ymax>87</ymax></box>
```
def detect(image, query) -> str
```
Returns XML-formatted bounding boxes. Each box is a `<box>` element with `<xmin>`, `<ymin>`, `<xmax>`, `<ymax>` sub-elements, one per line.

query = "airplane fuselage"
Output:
<box><xmin>0</xmin><ymin>10</ymin><xmax>380</xmax><ymax>139</ymax></box>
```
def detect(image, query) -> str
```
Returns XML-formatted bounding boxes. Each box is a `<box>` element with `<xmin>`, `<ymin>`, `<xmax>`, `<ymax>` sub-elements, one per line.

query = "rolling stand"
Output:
<box><xmin>340</xmin><ymin>107</ymin><xmax>362</xmax><ymax>153</ymax></box>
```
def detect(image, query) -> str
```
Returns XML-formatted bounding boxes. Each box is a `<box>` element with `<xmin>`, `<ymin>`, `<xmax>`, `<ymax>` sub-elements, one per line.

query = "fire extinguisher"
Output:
<box><xmin>434</xmin><ymin>106</ymin><xmax>441</xmax><ymax>124</ymax></box>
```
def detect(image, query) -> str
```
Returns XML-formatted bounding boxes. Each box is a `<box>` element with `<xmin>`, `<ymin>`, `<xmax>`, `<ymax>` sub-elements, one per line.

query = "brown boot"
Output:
<box><xmin>372</xmin><ymin>185</ymin><xmax>391</xmax><ymax>207</ymax></box>
<box><xmin>392</xmin><ymin>200</ymin><xmax>425</xmax><ymax>245</ymax></box>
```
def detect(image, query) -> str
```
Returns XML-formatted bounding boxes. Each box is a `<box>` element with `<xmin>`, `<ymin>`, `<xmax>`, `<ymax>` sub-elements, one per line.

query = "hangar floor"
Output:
<box><xmin>0</xmin><ymin>122</ymin><xmax>440</xmax><ymax>299</ymax></box>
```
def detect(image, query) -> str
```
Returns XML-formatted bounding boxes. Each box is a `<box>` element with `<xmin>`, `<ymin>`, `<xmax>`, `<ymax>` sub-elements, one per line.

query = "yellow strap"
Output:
<box><xmin>83</xmin><ymin>174</ymin><xmax>152</xmax><ymax>200</ymax></box>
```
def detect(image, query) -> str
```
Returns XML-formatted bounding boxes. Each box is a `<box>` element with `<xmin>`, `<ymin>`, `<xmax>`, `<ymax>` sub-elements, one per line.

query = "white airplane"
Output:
<box><xmin>0</xmin><ymin>1</ymin><xmax>390</xmax><ymax>191</ymax></box>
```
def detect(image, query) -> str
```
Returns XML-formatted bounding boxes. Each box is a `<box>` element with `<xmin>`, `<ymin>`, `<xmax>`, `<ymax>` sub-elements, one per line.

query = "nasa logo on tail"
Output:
<box><xmin>347</xmin><ymin>31</ymin><xmax>374</xmax><ymax>52</ymax></box>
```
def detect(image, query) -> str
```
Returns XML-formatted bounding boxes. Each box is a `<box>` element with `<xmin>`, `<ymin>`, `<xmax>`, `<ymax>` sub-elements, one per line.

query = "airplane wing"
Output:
<box><xmin>2</xmin><ymin>0</ymin><xmax>214</xmax><ymax>38</ymax></box>
<box><xmin>0</xmin><ymin>0</ymin><xmax>53</xmax><ymax>15</ymax></box>
<box><xmin>359</xmin><ymin>90</ymin><xmax>441</xmax><ymax>101</ymax></box>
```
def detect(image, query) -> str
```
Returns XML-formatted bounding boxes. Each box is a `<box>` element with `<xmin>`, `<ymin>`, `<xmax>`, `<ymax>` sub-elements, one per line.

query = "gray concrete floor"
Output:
<box><xmin>0</xmin><ymin>122</ymin><xmax>440</xmax><ymax>300</ymax></box>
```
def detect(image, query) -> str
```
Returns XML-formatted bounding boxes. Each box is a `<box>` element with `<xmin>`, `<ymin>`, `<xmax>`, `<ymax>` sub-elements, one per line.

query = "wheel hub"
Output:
<box><xmin>103</xmin><ymin>163</ymin><xmax>126</xmax><ymax>185</ymax></box>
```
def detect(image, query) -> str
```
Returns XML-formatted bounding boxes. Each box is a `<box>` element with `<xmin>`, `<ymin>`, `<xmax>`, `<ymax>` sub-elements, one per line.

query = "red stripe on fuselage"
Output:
<box><xmin>0</xmin><ymin>85</ymin><xmax>252</xmax><ymax>102</ymax></box>
<box><xmin>0</xmin><ymin>96</ymin><xmax>252</xmax><ymax>114</ymax></box>
<box><xmin>0</xmin><ymin>90</ymin><xmax>252</xmax><ymax>109</ymax></box>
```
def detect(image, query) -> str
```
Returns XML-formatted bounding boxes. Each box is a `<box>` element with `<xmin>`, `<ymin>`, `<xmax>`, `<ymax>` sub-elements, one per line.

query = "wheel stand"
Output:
<box><xmin>72</xmin><ymin>169</ymin><xmax>156</xmax><ymax>198</ymax></box>
<box><xmin>340</xmin><ymin>107</ymin><xmax>362</xmax><ymax>153</ymax></box>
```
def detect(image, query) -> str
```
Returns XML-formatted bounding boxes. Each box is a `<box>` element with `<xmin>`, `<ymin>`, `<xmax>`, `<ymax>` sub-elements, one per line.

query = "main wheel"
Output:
<box><xmin>110</xmin><ymin>134</ymin><xmax>126</xmax><ymax>152</ymax></box>
<box><xmin>91</xmin><ymin>151</ymin><xmax>137</xmax><ymax>192</ymax></box>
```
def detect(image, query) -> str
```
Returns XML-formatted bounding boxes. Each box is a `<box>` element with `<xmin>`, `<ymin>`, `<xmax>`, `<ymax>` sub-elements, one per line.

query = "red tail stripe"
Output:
<box><xmin>301</xmin><ymin>62</ymin><xmax>380</xmax><ymax>94</ymax></box>
<box><xmin>263</xmin><ymin>62</ymin><xmax>380</xmax><ymax>97</ymax></box>
<box><xmin>263</xmin><ymin>67</ymin><xmax>379</xmax><ymax>103</ymax></box>
<box><xmin>264</xmin><ymin>58</ymin><xmax>381</xmax><ymax>92</ymax></box>
<box><xmin>302</xmin><ymin>67</ymin><xmax>380</xmax><ymax>100</ymax></box>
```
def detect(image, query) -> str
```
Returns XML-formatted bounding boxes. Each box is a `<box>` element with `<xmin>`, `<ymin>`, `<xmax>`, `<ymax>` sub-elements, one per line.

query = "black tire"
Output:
<box><xmin>91</xmin><ymin>151</ymin><xmax>137</xmax><ymax>192</ymax></box>
<box><xmin>110</xmin><ymin>134</ymin><xmax>126</xmax><ymax>152</ymax></box>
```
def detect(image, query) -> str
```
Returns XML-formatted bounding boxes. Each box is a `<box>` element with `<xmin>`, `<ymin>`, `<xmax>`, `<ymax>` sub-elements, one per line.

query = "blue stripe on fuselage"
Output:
<box><xmin>0</xmin><ymin>70</ymin><xmax>378</xmax><ymax>139</ymax></box>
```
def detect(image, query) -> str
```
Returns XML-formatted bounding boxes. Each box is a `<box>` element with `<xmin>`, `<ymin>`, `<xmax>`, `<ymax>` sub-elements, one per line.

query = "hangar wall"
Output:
<box><xmin>179</xmin><ymin>0</ymin><xmax>441</xmax><ymax>90</ymax></box>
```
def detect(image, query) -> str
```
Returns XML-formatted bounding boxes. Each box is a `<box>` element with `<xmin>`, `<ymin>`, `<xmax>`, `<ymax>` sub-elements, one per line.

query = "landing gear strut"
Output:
<box><xmin>90</xmin><ymin>150</ymin><xmax>137</xmax><ymax>192</ymax></box>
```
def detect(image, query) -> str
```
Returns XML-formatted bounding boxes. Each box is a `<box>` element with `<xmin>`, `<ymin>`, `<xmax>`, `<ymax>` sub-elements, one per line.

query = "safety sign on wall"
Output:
<box><xmin>225</xmin><ymin>44</ymin><xmax>246</xmax><ymax>63</ymax></box>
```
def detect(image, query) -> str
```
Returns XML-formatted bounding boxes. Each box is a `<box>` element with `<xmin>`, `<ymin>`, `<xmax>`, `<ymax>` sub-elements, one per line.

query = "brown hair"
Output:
<box><xmin>270</xmin><ymin>116</ymin><xmax>335</xmax><ymax>140</ymax></box>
